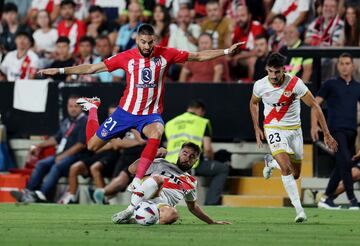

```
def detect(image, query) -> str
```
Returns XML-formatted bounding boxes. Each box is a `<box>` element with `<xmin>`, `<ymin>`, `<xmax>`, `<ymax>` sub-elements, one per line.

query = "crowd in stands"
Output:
<box><xmin>1</xmin><ymin>0</ymin><xmax>360</xmax><ymax>83</ymax></box>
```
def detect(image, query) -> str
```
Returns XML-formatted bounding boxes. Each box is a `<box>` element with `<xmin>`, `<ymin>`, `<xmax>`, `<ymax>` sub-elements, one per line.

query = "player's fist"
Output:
<box><xmin>38</xmin><ymin>68</ymin><xmax>59</xmax><ymax>76</ymax></box>
<box><xmin>228</xmin><ymin>41</ymin><xmax>245</xmax><ymax>55</ymax></box>
<box><xmin>324</xmin><ymin>133</ymin><xmax>338</xmax><ymax>153</ymax></box>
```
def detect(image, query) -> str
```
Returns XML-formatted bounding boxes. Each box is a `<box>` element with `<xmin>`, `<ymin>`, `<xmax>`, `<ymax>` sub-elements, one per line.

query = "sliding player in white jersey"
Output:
<box><xmin>112</xmin><ymin>142</ymin><xmax>230</xmax><ymax>225</ymax></box>
<box><xmin>249</xmin><ymin>53</ymin><xmax>338</xmax><ymax>222</ymax></box>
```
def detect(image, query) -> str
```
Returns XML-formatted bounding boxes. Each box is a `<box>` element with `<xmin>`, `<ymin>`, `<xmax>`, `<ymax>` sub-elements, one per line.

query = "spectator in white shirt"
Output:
<box><xmin>0</xmin><ymin>31</ymin><xmax>40</xmax><ymax>81</ymax></box>
<box><xmin>33</xmin><ymin>10</ymin><xmax>59</xmax><ymax>68</ymax></box>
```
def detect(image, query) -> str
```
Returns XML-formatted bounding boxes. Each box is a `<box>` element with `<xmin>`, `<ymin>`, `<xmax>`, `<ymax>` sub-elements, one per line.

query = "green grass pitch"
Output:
<box><xmin>1</xmin><ymin>204</ymin><xmax>359</xmax><ymax>246</ymax></box>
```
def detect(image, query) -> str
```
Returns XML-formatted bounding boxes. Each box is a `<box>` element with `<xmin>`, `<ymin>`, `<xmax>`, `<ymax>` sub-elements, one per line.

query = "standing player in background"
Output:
<box><xmin>249</xmin><ymin>53</ymin><xmax>338</xmax><ymax>222</ymax></box>
<box><xmin>38</xmin><ymin>24</ymin><xmax>244</xmax><ymax>194</ymax></box>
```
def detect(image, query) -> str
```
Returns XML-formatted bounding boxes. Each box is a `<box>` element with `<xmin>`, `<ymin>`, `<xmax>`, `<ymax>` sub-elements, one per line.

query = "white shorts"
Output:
<box><xmin>264</xmin><ymin>127</ymin><xmax>303</xmax><ymax>161</ymax></box>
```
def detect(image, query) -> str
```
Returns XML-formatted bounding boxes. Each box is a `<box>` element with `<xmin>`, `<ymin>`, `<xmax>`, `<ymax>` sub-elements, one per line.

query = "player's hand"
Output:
<box><xmin>38</xmin><ymin>68</ymin><xmax>59</xmax><ymax>76</ymax></box>
<box><xmin>255</xmin><ymin>127</ymin><xmax>265</xmax><ymax>148</ymax></box>
<box><xmin>352</xmin><ymin>150</ymin><xmax>360</xmax><ymax>161</ymax></box>
<box><xmin>211</xmin><ymin>221</ymin><xmax>232</xmax><ymax>225</ymax></box>
<box><xmin>311</xmin><ymin>125</ymin><xmax>322</xmax><ymax>142</ymax></box>
<box><xmin>324</xmin><ymin>133</ymin><xmax>338</xmax><ymax>153</ymax></box>
<box><xmin>156</xmin><ymin>147</ymin><xmax>167</xmax><ymax>158</ymax></box>
<box><xmin>228</xmin><ymin>41</ymin><xmax>246</xmax><ymax>55</ymax></box>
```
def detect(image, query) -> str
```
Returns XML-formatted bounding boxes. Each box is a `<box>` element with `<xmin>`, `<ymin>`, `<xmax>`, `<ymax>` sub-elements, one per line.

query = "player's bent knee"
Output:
<box><xmin>90</xmin><ymin>162</ymin><xmax>102</xmax><ymax>175</ymax></box>
<box><xmin>159</xmin><ymin>206</ymin><xmax>179</xmax><ymax>224</ymax></box>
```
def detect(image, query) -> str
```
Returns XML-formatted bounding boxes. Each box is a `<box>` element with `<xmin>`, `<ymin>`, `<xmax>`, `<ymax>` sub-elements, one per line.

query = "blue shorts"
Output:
<box><xmin>96</xmin><ymin>106</ymin><xmax>164</xmax><ymax>141</ymax></box>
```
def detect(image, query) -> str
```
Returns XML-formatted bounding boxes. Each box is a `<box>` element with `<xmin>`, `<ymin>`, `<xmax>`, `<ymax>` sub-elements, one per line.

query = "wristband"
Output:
<box><xmin>59</xmin><ymin>68</ymin><xmax>65</xmax><ymax>74</ymax></box>
<box><xmin>224</xmin><ymin>49</ymin><xmax>229</xmax><ymax>55</ymax></box>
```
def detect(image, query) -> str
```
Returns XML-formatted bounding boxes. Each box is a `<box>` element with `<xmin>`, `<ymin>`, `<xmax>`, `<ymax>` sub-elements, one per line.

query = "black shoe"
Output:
<box><xmin>318</xmin><ymin>197</ymin><xmax>341</xmax><ymax>209</ymax></box>
<box><xmin>10</xmin><ymin>190</ymin><xmax>25</xmax><ymax>202</ymax></box>
<box><xmin>349</xmin><ymin>198</ymin><xmax>359</xmax><ymax>210</ymax></box>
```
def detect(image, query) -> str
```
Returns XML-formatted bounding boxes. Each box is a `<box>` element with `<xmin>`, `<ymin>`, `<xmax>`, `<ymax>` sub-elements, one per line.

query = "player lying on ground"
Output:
<box><xmin>112</xmin><ymin>142</ymin><xmax>230</xmax><ymax>225</ymax></box>
<box><xmin>38</xmin><ymin>24</ymin><xmax>245</xmax><ymax>194</ymax></box>
<box><xmin>249</xmin><ymin>53</ymin><xmax>338</xmax><ymax>222</ymax></box>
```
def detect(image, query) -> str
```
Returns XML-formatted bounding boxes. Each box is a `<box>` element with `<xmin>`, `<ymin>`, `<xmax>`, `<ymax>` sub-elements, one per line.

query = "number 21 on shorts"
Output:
<box><xmin>104</xmin><ymin>117</ymin><xmax>117</xmax><ymax>131</ymax></box>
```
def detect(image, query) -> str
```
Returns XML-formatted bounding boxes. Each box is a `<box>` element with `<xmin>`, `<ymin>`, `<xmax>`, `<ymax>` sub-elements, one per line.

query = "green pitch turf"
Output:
<box><xmin>1</xmin><ymin>204</ymin><xmax>359</xmax><ymax>246</ymax></box>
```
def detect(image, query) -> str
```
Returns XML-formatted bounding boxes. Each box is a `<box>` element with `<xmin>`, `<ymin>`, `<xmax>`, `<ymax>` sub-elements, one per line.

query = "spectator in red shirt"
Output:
<box><xmin>230</xmin><ymin>4</ymin><xmax>265</xmax><ymax>80</ymax></box>
<box><xmin>179</xmin><ymin>33</ymin><xmax>230</xmax><ymax>83</ymax></box>
<box><xmin>57</xmin><ymin>0</ymin><xmax>86</xmax><ymax>53</ymax></box>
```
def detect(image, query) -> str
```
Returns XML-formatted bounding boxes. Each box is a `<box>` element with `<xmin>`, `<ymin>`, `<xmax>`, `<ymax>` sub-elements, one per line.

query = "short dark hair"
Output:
<box><xmin>68</xmin><ymin>94</ymin><xmax>80</xmax><ymax>100</ymax></box>
<box><xmin>79</xmin><ymin>36</ymin><xmax>95</xmax><ymax>46</ymax></box>
<box><xmin>187</xmin><ymin>99</ymin><xmax>206</xmax><ymax>110</ymax></box>
<box><xmin>3</xmin><ymin>2</ymin><xmax>18</xmax><ymax>13</ymax></box>
<box><xmin>266</xmin><ymin>52</ymin><xmax>286</xmax><ymax>68</ymax></box>
<box><xmin>15</xmin><ymin>31</ymin><xmax>34</xmax><ymax>46</ymax></box>
<box><xmin>60</xmin><ymin>0</ymin><xmax>76</xmax><ymax>8</ymax></box>
<box><xmin>181</xmin><ymin>142</ymin><xmax>201</xmax><ymax>156</ymax></box>
<box><xmin>89</xmin><ymin>5</ymin><xmax>104</xmax><ymax>14</ymax></box>
<box><xmin>137</xmin><ymin>24</ymin><xmax>155</xmax><ymax>36</ymax></box>
<box><xmin>339</xmin><ymin>52</ymin><xmax>353</xmax><ymax>62</ymax></box>
<box><xmin>56</xmin><ymin>36</ymin><xmax>71</xmax><ymax>45</ymax></box>
<box><xmin>206</xmin><ymin>0</ymin><xmax>220</xmax><ymax>6</ymax></box>
<box><xmin>272</xmin><ymin>14</ymin><xmax>287</xmax><ymax>24</ymax></box>
<box><xmin>255</xmin><ymin>34</ymin><xmax>268</xmax><ymax>41</ymax></box>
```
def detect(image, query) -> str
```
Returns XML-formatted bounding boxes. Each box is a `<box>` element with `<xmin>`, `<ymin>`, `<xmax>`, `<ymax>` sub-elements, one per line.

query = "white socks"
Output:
<box><xmin>281</xmin><ymin>174</ymin><xmax>304</xmax><ymax>214</ymax></box>
<box><xmin>128</xmin><ymin>177</ymin><xmax>159</xmax><ymax>211</ymax></box>
<box><xmin>269</xmin><ymin>159</ymin><xmax>281</xmax><ymax>170</ymax></box>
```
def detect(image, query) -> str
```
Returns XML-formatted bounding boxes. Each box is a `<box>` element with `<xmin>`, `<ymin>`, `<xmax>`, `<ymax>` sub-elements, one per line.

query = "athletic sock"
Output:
<box><xmin>86</xmin><ymin>108</ymin><xmax>99</xmax><ymax>143</ymax></box>
<box><xmin>281</xmin><ymin>174</ymin><xmax>304</xmax><ymax>214</ymax></box>
<box><xmin>135</xmin><ymin>138</ymin><xmax>160</xmax><ymax>179</ymax></box>
<box><xmin>128</xmin><ymin>177</ymin><xmax>159</xmax><ymax>211</ymax></box>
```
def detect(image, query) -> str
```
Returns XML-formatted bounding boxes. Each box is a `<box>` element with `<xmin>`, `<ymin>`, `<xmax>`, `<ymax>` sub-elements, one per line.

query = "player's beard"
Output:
<box><xmin>176</xmin><ymin>159</ymin><xmax>192</xmax><ymax>172</ymax></box>
<box><xmin>138</xmin><ymin>47</ymin><xmax>154</xmax><ymax>58</ymax></box>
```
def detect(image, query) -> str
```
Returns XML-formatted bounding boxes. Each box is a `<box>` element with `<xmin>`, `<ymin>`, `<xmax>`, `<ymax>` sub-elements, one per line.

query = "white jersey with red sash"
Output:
<box><xmin>253</xmin><ymin>73</ymin><xmax>309</xmax><ymax>129</ymax></box>
<box><xmin>145</xmin><ymin>158</ymin><xmax>197</xmax><ymax>207</ymax></box>
<box><xmin>0</xmin><ymin>50</ymin><xmax>39</xmax><ymax>81</ymax></box>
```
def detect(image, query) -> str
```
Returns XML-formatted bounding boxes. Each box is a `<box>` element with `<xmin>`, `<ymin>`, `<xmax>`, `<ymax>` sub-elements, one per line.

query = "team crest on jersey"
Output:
<box><xmin>141</xmin><ymin>67</ymin><xmax>152</xmax><ymax>83</ymax></box>
<box><xmin>101</xmin><ymin>128</ymin><xmax>108</xmax><ymax>137</ymax></box>
<box><xmin>283</xmin><ymin>91</ymin><xmax>292</xmax><ymax>97</ymax></box>
<box><xmin>153</xmin><ymin>57</ymin><xmax>162</xmax><ymax>66</ymax></box>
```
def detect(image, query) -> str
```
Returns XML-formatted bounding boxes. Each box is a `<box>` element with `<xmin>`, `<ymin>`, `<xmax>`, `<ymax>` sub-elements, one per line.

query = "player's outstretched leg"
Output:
<box><xmin>112</xmin><ymin>176</ymin><xmax>162</xmax><ymax>224</ymax></box>
<box><xmin>128</xmin><ymin>123</ymin><xmax>162</xmax><ymax>192</ymax></box>
<box><xmin>76</xmin><ymin>97</ymin><xmax>101</xmax><ymax>143</ymax></box>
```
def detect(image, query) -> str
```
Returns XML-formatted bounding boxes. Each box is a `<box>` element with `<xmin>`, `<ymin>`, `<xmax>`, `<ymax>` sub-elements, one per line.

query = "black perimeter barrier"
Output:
<box><xmin>1</xmin><ymin>82</ymin><xmax>314</xmax><ymax>142</ymax></box>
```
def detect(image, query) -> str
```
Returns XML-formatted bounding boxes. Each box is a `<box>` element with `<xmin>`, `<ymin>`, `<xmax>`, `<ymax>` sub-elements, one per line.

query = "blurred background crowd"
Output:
<box><xmin>1</xmin><ymin>0</ymin><xmax>360</xmax><ymax>84</ymax></box>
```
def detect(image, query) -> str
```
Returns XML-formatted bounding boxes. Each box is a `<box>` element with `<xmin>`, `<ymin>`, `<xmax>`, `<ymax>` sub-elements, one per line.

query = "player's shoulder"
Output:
<box><xmin>254</xmin><ymin>76</ymin><xmax>269</xmax><ymax>87</ymax></box>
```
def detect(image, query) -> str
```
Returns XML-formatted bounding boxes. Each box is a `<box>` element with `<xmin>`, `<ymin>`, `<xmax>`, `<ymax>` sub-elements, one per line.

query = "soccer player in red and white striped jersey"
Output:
<box><xmin>38</xmin><ymin>24</ymin><xmax>244</xmax><ymax>193</ymax></box>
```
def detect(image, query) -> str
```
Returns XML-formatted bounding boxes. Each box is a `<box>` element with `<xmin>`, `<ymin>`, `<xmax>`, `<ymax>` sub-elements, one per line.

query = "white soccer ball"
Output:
<box><xmin>134</xmin><ymin>201</ymin><xmax>160</xmax><ymax>226</ymax></box>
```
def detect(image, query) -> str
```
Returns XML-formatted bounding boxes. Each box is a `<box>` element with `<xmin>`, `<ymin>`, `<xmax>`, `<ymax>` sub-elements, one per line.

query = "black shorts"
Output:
<box><xmin>112</xmin><ymin>145</ymin><xmax>144</xmax><ymax>177</ymax></box>
<box><xmin>81</xmin><ymin>150</ymin><xmax>120</xmax><ymax>177</ymax></box>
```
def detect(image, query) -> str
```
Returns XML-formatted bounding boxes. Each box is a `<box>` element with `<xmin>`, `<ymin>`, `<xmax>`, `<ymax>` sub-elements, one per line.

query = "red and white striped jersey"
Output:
<box><xmin>146</xmin><ymin>158</ymin><xmax>197</xmax><ymax>207</ymax></box>
<box><xmin>253</xmin><ymin>73</ymin><xmax>309</xmax><ymax>128</ymax></box>
<box><xmin>104</xmin><ymin>46</ymin><xmax>189</xmax><ymax>115</ymax></box>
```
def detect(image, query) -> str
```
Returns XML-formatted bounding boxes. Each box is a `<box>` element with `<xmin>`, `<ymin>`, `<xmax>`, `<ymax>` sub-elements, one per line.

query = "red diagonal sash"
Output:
<box><xmin>283</xmin><ymin>1</ymin><xmax>298</xmax><ymax>17</ymax></box>
<box><xmin>20</xmin><ymin>55</ymin><xmax>31</xmax><ymax>79</ymax></box>
<box><xmin>264</xmin><ymin>76</ymin><xmax>299</xmax><ymax>124</ymax></box>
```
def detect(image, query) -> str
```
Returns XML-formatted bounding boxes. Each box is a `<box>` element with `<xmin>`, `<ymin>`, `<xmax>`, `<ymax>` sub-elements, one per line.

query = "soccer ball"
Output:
<box><xmin>134</xmin><ymin>201</ymin><xmax>160</xmax><ymax>226</ymax></box>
